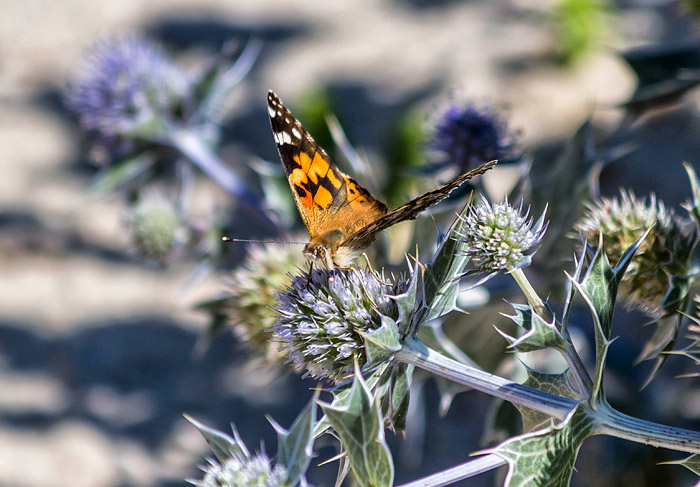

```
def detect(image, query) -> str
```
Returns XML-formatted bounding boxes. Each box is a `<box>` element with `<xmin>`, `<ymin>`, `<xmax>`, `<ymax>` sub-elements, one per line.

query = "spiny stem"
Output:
<box><xmin>561</xmin><ymin>341</ymin><xmax>593</xmax><ymax>396</ymax></box>
<box><xmin>559</xmin><ymin>269</ymin><xmax>594</xmax><ymax>397</ymax></box>
<box><xmin>170</xmin><ymin>129</ymin><xmax>278</xmax><ymax>231</ymax></box>
<box><xmin>596</xmin><ymin>405</ymin><xmax>700</xmax><ymax>454</ymax></box>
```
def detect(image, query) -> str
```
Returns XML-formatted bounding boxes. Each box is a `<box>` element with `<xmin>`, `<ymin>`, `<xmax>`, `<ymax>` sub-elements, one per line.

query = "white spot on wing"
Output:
<box><xmin>267</xmin><ymin>105</ymin><xmax>277</xmax><ymax>117</ymax></box>
<box><xmin>291</xmin><ymin>127</ymin><xmax>301</xmax><ymax>139</ymax></box>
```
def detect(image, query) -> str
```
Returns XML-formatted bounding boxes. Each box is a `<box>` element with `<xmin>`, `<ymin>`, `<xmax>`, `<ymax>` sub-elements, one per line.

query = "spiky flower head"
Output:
<box><xmin>66</xmin><ymin>35</ymin><xmax>189</xmax><ymax>162</ymax></box>
<box><xmin>224</xmin><ymin>242</ymin><xmax>306</xmax><ymax>362</ymax></box>
<box><xmin>575</xmin><ymin>190</ymin><xmax>696</xmax><ymax>315</ymax></box>
<box><xmin>124</xmin><ymin>190</ymin><xmax>183</xmax><ymax>261</ymax></box>
<box><xmin>430</xmin><ymin>100</ymin><xmax>520</xmax><ymax>174</ymax></box>
<box><xmin>195</xmin><ymin>453</ymin><xmax>289</xmax><ymax>487</ymax></box>
<box><xmin>274</xmin><ymin>269</ymin><xmax>407</xmax><ymax>383</ymax></box>
<box><xmin>457</xmin><ymin>199</ymin><xmax>547</xmax><ymax>274</ymax></box>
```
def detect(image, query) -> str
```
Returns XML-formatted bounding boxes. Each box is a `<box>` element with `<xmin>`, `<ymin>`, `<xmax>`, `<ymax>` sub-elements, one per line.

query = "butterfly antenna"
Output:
<box><xmin>221</xmin><ymin>237</ymin><xmax>306</xmax><ymax>245</ymax></box>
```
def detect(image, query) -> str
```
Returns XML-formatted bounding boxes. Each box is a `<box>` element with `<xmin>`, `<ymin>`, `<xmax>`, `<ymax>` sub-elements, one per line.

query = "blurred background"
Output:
<box><xmin>4</xmin><ymin>0</ymin><xmax>700</xmax><ymax>486</ymax></box>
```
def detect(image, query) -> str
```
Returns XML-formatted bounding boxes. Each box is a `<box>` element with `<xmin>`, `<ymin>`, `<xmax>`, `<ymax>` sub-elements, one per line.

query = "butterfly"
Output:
<box><xmin>267</xmin><ymin>90</ymin><xmax>496</xmax><ymax>270</ymax></box>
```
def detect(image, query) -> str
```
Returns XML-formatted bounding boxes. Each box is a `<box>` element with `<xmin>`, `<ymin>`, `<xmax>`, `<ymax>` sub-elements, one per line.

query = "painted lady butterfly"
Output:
<box><xmin>267</xmin><ymin>90</ymin><xmax>496</xmax><ymax>269</ymax></box>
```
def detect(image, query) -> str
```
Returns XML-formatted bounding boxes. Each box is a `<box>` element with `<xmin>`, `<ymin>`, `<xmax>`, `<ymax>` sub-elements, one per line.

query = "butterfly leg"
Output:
<box><xmin>335</xmin><ymin>265</ymin><xmax>383</xmax><ymax>311</ymax></box>
<box><xmin>305</xmin><ymin>262</ymin><xmax>314</xmax><ymax>289</ymax></box>
<box><xmin>361</xmin><ymin>253</ymin><xmax>391</xmax><ymax>286</ymax></box>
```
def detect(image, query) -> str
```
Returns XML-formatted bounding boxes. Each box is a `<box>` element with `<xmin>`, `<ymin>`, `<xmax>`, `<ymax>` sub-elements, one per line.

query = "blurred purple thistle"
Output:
<box><xmin>67</xmin><ymin>34</ymin><xmax>187</xmax><ymax>146</ymax></box>
<box><xmin>431</xmin><ymin>101</ymin><xmax>520</xmax><ymax>174</ymax></box>
<box><xmin>66</xmin><ymin>35</ymin><xmax>275</xmax><ymax>229</ymax></box>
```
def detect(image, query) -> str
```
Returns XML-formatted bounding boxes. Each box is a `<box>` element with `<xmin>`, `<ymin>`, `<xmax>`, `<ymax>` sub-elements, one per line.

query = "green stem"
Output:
<box><xmin>509</xmin><ymin>267</ymin><xmax>549</xmax><ymax>319</ymax></box>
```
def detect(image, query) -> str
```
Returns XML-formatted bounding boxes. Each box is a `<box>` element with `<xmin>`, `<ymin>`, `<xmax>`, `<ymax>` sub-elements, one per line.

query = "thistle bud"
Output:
<box><xmin>124</xmin><ymin>190</ymin><xmax>182</xmax><ymax>261</ymax></box>
<box><xmin>196</xmin><ymin>454</ymin><xmax>289</xmax><ymax>487</ymax></box>
<box><xmin>224</xmin><ymin>243</ymin><xmax>306</xmax><ymax>362</ymax></box>
<box><xmin>457</xmin><ymin>199</ymin><xmax>547</xmax><ymax>274</ymax></box>
<box><xmin>576</xmin><ymin>191</ymin><xmax>695</xmax><ymax>315</ymax></box>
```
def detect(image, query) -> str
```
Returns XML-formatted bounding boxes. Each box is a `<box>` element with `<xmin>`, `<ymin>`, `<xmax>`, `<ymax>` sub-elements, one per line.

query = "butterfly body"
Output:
<box><xmin>267</xmin><ymin>91</ymin><xmax>496</xmax><ymax>269</ymax></box>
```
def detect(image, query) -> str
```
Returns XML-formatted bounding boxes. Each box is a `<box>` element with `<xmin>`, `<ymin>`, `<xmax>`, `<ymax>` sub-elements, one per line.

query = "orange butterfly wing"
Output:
<box><xmin>267</xmin><ymin>91</ymin><xmax>388</xmax><ymax>244</ymax></box>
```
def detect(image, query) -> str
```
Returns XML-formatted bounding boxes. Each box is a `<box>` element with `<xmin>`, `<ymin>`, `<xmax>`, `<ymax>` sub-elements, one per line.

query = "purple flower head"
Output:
<box><xmin>274</xmin><ymin>268</ymin><xmax>407</xmax><ymax>383</ymax></box>
<box><xmin>66</xmin><ymin>35</ymin><xmax>189</xmax><ymax>156</ymax></box>
<box><xmin>431</xmin><ymin>101</ymin><xmax>520</xmax><ymax>173</ymax></box>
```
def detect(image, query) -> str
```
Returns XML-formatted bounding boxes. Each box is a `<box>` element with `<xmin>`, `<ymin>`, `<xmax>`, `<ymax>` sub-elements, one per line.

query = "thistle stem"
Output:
<box><xmin>169</xmin><ymin>129</ymin><xmax>277</xmax><ymax>231</ymax></box>
<box><xmin>561</xmin><ymin>341</ymin><xmax>594</xmax><ymax>396</ymax></box>
<box><xmin>509</xmin><ymin>267</ymin><xmax>548</xmax><ymax>319</ymax></box>
<box><xmin>508</xmin><ymin>266</ymin><xmax>593</xmax><ymax>395</ymax></box>
<box><xmin>596</xmin><ymin>405</ymin><xmax>700</xmax><ymax>454</ymax></box>
<box><xmin>395</xmin><ymin>454</ymin><xmax>506</xmax><ymax>487</ymax></box>
<box><xmin>396</xmin><ymin>339</ymin><xmax>575</xmax><ymax>419</ymax></box>
<box><xmin>397</xmin><ymin>339</ymin><xmax>700</xmax><ymax>454</ymax></box>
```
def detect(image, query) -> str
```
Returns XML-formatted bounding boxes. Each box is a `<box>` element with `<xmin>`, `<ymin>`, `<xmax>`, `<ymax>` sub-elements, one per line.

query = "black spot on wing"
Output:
<box><xmin>267</xmin><ymin>91</ymin><xmax>337</xmax><ymax>182</ymax></box>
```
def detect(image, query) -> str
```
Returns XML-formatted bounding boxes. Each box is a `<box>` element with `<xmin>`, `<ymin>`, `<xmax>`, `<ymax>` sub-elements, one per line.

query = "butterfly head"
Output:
<box><xmin>302</xmin><ymin>229</ymin><xmax>362</xmax><ymax>269</ymax></box>
<box><xmin>303</xmin><ymin>229</ymin><xmax>344</xmax><ymax>269</ymax></box>
<box><xmin>303</xmin><ymin>241</ymin><xmax>334</xmax><ymax>269</ymax></box>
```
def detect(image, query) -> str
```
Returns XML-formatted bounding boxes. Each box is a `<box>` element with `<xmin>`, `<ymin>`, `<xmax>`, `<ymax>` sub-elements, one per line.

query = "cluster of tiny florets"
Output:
<box><xmin>66</xmin><ymin>35</ymin><xmax>188</xmax><ymax>159</ymax></box>
<box><xmin>458</xmin><ymin>200</ymin><xmax>547</xmax><ymax>273</ymax></box>
<box><xmin>274</xmin><ymin>269</ymin><xmax>407</xmax><ymax>383</ymax></box>
<box><xmin>124</xmin><ymin>190</ymin><xmax>182</xmax><ymax>261</ymax></box>
<box><xmin>224</xmin><ymin>243</ymin><xmax>307</xmax><ymax>362</ymax></box>
<box><xmin>575</xmin><ymin>190</ymin><xmax>695</xmax><ymax>315</ymax></box>
<box><xmin>195</xmin><ymin>454</ymin><xmax>289</xmax><ymax>487</ymax></box>
<box><xmin>431</xmin><ymin>101</ymin><xmax>519</xmax><ymax>173</ymax></box>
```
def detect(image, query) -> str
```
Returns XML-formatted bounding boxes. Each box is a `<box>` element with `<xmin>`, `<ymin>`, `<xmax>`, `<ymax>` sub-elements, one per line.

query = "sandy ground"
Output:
<box><xmin>1</xmin><ymin>0</ymin><xmax>696</xmax><ymax>486</ymax></box>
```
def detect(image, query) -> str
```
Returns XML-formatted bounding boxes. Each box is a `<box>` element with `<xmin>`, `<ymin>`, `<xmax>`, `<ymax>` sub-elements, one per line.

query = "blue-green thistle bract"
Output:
<box><xmin>274</xmin><ymin>269</ymin><xmax>408</xmax><ymax>383</ymax></box>
<box><xmin>66</xmin><ymin>35</ymin><xmax>189</xmax><ymax>161</ymax></box>
<box><xmin>457</xmin><ymin>199</ymin><xmax>547</xmax><ymax>274</ymax></box>
<box><xmin>430</xmin><ymin>101</ymin><xmax>520</xmax><ymax>174</ymax></box>
<box><xmin>195</xmin><ymin>454</ymin><xmax>290</xmax><ymax>487</ymax></box>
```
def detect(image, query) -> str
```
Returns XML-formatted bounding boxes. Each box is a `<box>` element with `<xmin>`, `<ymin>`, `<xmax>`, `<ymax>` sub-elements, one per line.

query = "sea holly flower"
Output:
<box><xmin>219</xmin><ymin>242</ymin><xmax>306</xmax><ymax>362</ymax></box>
<box><xmin>66</xmin><ymin>34</ymin><xmax>190</xmax><ymax>162</ymax></box>
<box><xmin>575</xmin><ymin>190</ymin><xmax>697</xmax><ymax>316</ymax></box>
<box><xmin>430</xmin><ymin>100</ymin><xmax>520</xmax><ymax>174</ymax></box>
<box><xmin>274</xmin><ymin>269</ymin><xmax>408</xmax><ymax>383</ymax></box>
<box><xmin>196</xmin><ymin>454</ymin><xmax>289</xmax><ymax>487</ymax></box>
<box><xmin>457</xmin><ymin>199</ymin><xmax>547</xmax><ymax>275</ymax></box>
<box><xmin>124</xmin><ymin>189</ymin><xmax>183</xmax><ymax>262</ymax></box>
<box><xmin>189</xmin><ymin>393</ymin><xmax>317</xmax><ymax>487</ymax></box>
<box><xmin>66</xmin><ymin>34</ymin><xmax>268</xmax><ymax>221</ymax></box>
